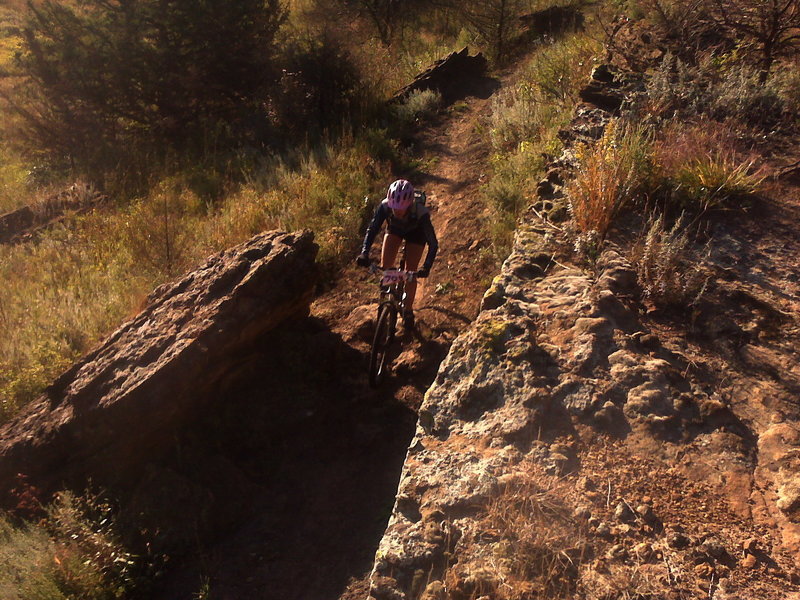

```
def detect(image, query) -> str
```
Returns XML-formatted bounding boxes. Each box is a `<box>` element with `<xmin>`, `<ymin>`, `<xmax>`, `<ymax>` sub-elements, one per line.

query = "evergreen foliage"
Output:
<box><xmin>10</xmin><ymin>0</ymin><xmax>286</xmax><ymax>173</ymax></box>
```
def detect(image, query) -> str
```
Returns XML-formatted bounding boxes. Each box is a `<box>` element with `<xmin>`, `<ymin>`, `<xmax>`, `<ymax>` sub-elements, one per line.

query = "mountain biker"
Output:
<box><xmin>357</xmin><ymin>179</ymin><xmax>438</xmax><ymax>328</ymax></box>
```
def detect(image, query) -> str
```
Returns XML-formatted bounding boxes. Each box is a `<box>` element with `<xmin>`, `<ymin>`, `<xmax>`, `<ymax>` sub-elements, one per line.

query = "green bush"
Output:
<box><xmin>0</xmin><ymin>491</ymin><xmax>134</xmax><ymax>599</ymax></box>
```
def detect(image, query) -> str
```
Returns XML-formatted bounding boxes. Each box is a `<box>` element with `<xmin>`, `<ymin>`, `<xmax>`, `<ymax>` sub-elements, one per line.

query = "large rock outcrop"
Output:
<box><xmin>0</xmin><ymin>229</ymin><xmax>318</xmax><ymax>503</ymax></box>
<box><xmin>367</xmin><ymin>69</ymin><xmax>800</xmax><ymax>598</ymax></box>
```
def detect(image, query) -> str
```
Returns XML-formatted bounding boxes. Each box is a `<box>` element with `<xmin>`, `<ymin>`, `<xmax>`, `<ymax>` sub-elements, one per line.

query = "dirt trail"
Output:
<box><xmin>151</xmin><ymin>79</ymin><xmax>505</xmax><ymax>600</ymax></box>
<box><xmin>312</xmin><ymin>75</ymin><xmax>501</xmax><ymax>396</ymax></box>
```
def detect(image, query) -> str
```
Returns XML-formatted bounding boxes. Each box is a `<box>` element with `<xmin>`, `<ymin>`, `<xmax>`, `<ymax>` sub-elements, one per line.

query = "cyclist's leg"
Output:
<box><xmin>403</xmin><ymin>242</ymin><xmax>425</xmax><ymax>312</ymax></box>
<box><xmin>381</xmin><ymin>233</ymin><xmax>403</xmax><ymax>268</ymax></box>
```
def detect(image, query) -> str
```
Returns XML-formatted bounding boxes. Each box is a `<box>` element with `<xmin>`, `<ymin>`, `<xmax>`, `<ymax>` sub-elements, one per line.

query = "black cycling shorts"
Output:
<box><xmin>387</xmin><ymin>224</ymin><xmax>427</xmax><ymax>246</ymax></box>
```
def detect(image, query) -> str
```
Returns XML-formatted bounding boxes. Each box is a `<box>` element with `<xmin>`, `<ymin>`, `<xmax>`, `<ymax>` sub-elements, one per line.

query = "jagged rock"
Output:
<box><xmin>1</xmin><ymin>183</ymin><xmax>106</xmax><ymax>244</ymax></box>
<box><xmin>742</xmin><ymin>553</ymin><xmax>758</xmax><ymax>569</ymax></box>
<box><xmin>579</xmin><ymin>81</ymin><xmax>624</xmax><ymax>113</ymax></box>
<box><xmin>393</xmin><ymin>47</ymin><xmax>491</xmax><ymax>106</ymax></box>
<box><xmin>743</xmin><ymin>538</ymin><xmax>759</xmax><ymax>555</ymax></box>
<box><xmin>667</xmin><ymin>530</ymin><xmax>692</xmax><ymax>549</ymax></box>
<box><xmin>0</xmin><ymin>230</ymin><xmax>318</xmax><ymax>503</ymax></box>
<box><xmin>701</xmin><ymin>536</ymin><xmax>728</xmax><ymax>560</ymax></box>
<box><xmin>615</xmin><ymin>501</ymin><xmax>637</xmax><ymax>523</ymax></box>
<box><xmin>343</xmin><ymin>303</ymin><xmax>378</xmax><ymax>343</ymax></box>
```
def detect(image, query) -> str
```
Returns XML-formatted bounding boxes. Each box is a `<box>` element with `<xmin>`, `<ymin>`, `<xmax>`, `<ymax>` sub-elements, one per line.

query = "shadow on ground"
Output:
<box><xmin>127</xmin><ymin>317</ymin><xmax>421</xmax><ymax>600</ymax></box>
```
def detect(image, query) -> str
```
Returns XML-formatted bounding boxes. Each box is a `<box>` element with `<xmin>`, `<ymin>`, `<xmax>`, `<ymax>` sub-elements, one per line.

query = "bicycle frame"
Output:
<box><xmin>366</xmin><ymin>262</ymin><xmax>416</xmax><ymax>387</ymax></box>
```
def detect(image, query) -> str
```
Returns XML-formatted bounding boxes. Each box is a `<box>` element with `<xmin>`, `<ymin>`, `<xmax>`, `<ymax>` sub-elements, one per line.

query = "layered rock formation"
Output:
<box><xmin>0</xmin><ymin>230</ymin><xmax>318</xmax><ymax>503</ymax></box>
<box><xmin>368</xmin><ymin>69</ymin><xmax>800</xmax><ymax>599</ymax></box>
<box><xmin>393</xmin><ymin>48</ymin><xmax>494</xmax><ymax>106</ymax></box>
<box><xmin>0</xmin><ymin>183</ymin><xmax>106</xmax><ymax>244</ymax></box>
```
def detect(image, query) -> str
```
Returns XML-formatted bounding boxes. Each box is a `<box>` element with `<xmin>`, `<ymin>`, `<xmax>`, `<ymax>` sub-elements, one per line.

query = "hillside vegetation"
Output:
<box><xmin>1</xmin><ymin>0</ymin><xmax>799</xmax><ymax>597</ymax></box>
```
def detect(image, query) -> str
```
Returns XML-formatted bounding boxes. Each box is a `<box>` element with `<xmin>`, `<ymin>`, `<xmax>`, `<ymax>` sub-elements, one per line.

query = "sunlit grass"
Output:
<box><xmin>0</xmin><ymin>136</ymin><xmax>391</xmax><ymax>420</ymax></box>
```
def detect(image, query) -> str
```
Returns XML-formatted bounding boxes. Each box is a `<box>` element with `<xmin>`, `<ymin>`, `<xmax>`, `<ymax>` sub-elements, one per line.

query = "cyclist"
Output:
<box><xmin>357</xmin><ymin>179</ymin><xmax>438</xmax><ymax>328</ymax></box>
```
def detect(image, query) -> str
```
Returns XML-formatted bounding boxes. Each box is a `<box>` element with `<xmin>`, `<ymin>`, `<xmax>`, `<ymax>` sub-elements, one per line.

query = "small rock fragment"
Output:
<box><xmin>615</xmin><ymin>501</ymin><xmax>636</xmax><ymax>523</ymax></box>
<box><xmin>743</xmin><ymin>538</ymin><xmax>758</xmax><ymax>555</ymax></box>
<box><xmin>667</xmin><ymin>531</ymin><xmax>691</xmax><ymax>549</ymax></box>
<box><xmin>694</xmin><ymin>563</ymin><xmax>714</xmax><ymax>579</ymax></box>
<box><xmin>742</xmin><ymin>553</ymin><xmax>758</xmax><ymax>569</ymax></box>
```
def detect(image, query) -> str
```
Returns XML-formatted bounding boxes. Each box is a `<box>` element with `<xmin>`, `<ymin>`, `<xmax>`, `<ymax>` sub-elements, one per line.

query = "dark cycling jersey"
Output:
<box><xmin>361</xmin><ymin>199</ymin><xmax>439</xmax><ymax>270</ymax></box>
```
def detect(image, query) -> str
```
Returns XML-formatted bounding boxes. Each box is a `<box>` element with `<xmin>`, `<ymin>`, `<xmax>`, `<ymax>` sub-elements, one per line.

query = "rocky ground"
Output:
<box><xmin>2</xmin><ymin>39</ymin><xmax>799</xmax><ymax>600</ymax></box>
<box><xmin>366</xmin><ymin>69</ymin><xmax>800</xmax><ymax>600</ymax></box>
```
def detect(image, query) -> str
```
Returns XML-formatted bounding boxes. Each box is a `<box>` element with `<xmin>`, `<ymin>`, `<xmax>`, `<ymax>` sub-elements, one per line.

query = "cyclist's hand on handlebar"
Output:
<box><xmin>415</xmin><ymin>266</ymin><xmax>429</xmax><ymax>279</ymax></box>
<box><xmin>356</xmin><ymin>253</ymin><xmax>370</xmax><ymax>267</ymax></box>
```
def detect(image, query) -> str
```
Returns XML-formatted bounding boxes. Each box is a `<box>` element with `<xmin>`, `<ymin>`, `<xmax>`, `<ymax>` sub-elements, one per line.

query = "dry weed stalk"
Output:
<box><xmin>568</xmin><ymin>120</ymin><xmax>652</xmax><ymax>246</ymax></box>
<box><xmin>631</xmin><ymin>213</ymin><xmax>709</xmax><ymax>308</ymax></box>
<box><xmin>474</xmin><ymin>471</ymin><xmax>587</xmax><ymax>599</ymax></box>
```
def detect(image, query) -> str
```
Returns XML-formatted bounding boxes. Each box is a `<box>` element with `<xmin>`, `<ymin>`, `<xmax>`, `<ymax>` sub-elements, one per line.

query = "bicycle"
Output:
<box><xmin>366</xmin><ymin>261</ymin><xmax>417</xmax><ymax>388</ymax></box>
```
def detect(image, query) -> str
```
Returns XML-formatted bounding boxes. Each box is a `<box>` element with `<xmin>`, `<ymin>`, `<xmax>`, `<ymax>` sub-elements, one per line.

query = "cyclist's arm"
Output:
<box><xmin>420</xmin><ymin>214</ymin><xmax>438</xmax><ymax>270</ymax></box>
<box><xmin>361</xmin><ymin>202</ymin><xmax>389</xmax><ymax>255</ymax></box>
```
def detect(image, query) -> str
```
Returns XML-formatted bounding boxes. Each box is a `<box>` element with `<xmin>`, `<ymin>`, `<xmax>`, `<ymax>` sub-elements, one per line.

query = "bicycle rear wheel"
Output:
<box><xmin>368</xmin><ymin>303</ymin><xmax>396</xmax><ymax>388</ymax></box>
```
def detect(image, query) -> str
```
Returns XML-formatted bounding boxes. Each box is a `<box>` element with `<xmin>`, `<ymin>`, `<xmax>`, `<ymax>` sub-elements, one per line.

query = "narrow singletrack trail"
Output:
<box><xmin>312</xmin><ymin>74</ymin><xmax>502</xmax><ymax>408</ymax></box>
<box><xmin>153</xmin><ymin>77</ymin><xmax>505</xmax><ymax>600</ymax></box>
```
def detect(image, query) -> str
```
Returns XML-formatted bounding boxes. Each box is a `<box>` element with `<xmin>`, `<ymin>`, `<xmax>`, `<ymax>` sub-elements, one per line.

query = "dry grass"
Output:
<box><xmin>567</xmin><ymin>120</ymin><xmax>654</xmax><ymax>243</ymax></box>
<box><xmin>0</xmin><ymin>137</ymin><xmax>391</xmax><ymax>420</ymax></box>
<box><xmin>441</xmin><ymin>467</ymin><xmax>589</xmax><ymax>600</ymax></box>
<box><xmin>630</xmin><ymin>213</ymin><xmax>709</xmax><ymax>308</ymax></box>
<box><xmin>654</xmin><ymin>121</ymin><xmax>765</xmax><ymax>211</ymax></box>
<box><xmin>484</xmin><ymin>28</ymin><xmax>600</xmax><ymax>260</ymax></box>
<box><xmin>0</xmin><ymin>490</ymin><xmax>134</xmax><ymax>599</ymax></box>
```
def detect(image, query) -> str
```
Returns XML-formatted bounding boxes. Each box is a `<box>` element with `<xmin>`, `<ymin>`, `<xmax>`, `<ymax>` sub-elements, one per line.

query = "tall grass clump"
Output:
<box><xmin>0</xmin><ymin>491</ymin><xmax>135</xmax><ymax>599</ymax></box>
<box><xmin>483</xmin><ymin>30</ymin><xmax>601</xmax><ymax>260</ymax></box>
<box><xmin>653</xmin><ymin>121</ymin><xmax>764</xmax><ymax>211</ymax></box>
<box><xmin>568</xmin><ymin>120</ymin><xmax>654</xmax><ymax>248</ymax></box>
<box><xmin>0</xmin><ymin>143</ymin><xmax>29</xmax><ymax>214</ymax></box>
<box><xmin>630</xmin><ymin>213</ymin><xmax>709</xmax><ymax>308</ymax></box>
<box><xmin>523</xmin><ymin>33</ymin><xmax>601</xmax><ymax>107</ymax></box>
<box><xmin>443</xmin><ymin>470</ymin><xmax>587</xmax><ymax>599</ymax></box>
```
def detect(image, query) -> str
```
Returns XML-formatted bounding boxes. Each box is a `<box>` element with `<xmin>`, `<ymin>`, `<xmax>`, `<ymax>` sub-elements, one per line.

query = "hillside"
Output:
<box><xmin>0</xmin><ymin>1</ymin><xmax>799</xmax><ymax>599</ymax></box>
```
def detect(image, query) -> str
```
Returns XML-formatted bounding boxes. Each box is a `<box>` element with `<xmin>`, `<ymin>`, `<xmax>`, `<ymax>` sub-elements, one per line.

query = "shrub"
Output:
<box><xmin>640</xmin><ymin>55</ymin><xmax>791</xmax><ymax>128</ymax></box>
<box><xmin>392</xmin><ymin>89</ymin><xmax>443</xmax><ymax>130</ymax></box>
<box><xmin>484</xmin><ymin>144</ymin><xmax>548</xmax><ymax>256</ymax></box>
<box><xmin>567</xmin><ymin>120</ymin><xmax>654</xmax><ymax>242</ymax></box>
<box><xmin>490</xmin><ymin>84</ymin><xmax>564</xmax><ymax>152</ymax></box>
<box><xmin>8</xmin><ymin>0</ymin><xmax>286</xmax><ymax>176</ymax></box>
<box><xmin>0</xmin><ymin>491</ymin><xmax>134</xmax><ymax>599</ymax></box>
<box><xmin>272</xmin><ymin>34</ymin><xmax>375</xmax><ymax>144</ymax></box>
<box><xmin>630</xmin><ymin>213</ymin><xmax>709</xmax><ymax>308</ymax></box>
<box><xmin>523</xmin><ymin>34</ymin><xmax>601</xmax><ymax>107</ymax></box>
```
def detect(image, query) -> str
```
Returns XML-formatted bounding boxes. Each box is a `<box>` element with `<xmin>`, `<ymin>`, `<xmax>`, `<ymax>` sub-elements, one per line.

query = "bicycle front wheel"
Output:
<box><xmin>368</xmin><ymin>303</ymin><xmax>396</xmax><ymax>388</ymax></box>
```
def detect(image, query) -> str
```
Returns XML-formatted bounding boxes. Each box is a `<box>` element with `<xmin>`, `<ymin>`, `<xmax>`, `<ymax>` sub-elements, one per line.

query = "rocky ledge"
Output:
<box><xmin>0</xmin><ymin>230</ymin><xmax>318</xmax><ymax>503</ymax></box>
<box><xmin>367</xmin><ymin>71</ymin><xmax>800</xmax><ymax>598</ymax></box>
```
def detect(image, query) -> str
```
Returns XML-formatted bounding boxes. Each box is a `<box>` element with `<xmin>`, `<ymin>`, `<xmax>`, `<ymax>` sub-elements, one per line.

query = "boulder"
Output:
<box><xmin>0</xmin><ymin>230</ymin><xmax>318</xmax><ymax>503</ymax></box>
<box><xmin>393</xmin><ymin>47</ymin><xmax>493</xmax><ymax>106</ymax></box>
